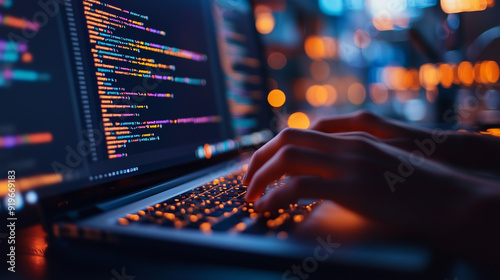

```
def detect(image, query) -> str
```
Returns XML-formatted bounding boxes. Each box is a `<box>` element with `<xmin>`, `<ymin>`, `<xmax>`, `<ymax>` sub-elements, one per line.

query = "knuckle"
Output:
<box><xmin>311</xmin><ymin>119</ymin><xmax>327</xmax><ymax>130</ymax></box>
<box><xmin>251</xmin><ymin>149</ymin><xmax>262</xmax><ymax>161</ymax></box>
<box><xmin>351</xmin><ymin>136</ymin><xmax>371</xmax><ymax>150</ymax></box>
<box><xmin>278</xmin><ymin>144</ymin><xmax>298</xmax><ymax>161</ymax></box>
<box><xmin>279</xmin><ymin>128</ymin><xmax>299</xmax><ymax>142</ymax></box>
<box><xmin>253</xmin><ymin>168</ymin><xmax>263</xmax><ymax>181</ymax></box>
<box><xmin>356</xmin><ymin>110</ymin><xmax>377</xmax><ymax>122</ymax></box>
<box><xmin>252</xmin><ymin>169</ymin><xmax>266</xmax><ymax>187</ymax></box>
<box><xmin>356</xmin><ymin>131</ymin><xmax>378</xmax><ymax>141</ymax></box>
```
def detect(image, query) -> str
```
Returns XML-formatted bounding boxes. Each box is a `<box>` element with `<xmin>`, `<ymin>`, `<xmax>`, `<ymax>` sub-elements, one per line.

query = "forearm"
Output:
<box><xmin>447</xmin><ymin>177</ymin><xmax>500</xmax><ymax>265</ymax></box>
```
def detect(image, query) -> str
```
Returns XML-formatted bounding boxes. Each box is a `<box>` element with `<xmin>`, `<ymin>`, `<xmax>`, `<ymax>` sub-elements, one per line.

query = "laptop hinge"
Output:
<box><xmin>51</xmin><ymin>157</ymin><xmax>248</xmax><ymax>224</ymax></box>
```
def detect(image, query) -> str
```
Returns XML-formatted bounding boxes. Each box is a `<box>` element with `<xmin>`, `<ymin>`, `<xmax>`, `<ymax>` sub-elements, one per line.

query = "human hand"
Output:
<box><xmin>242</xmin><ymin>111</ymin><xmax>500</xmax><ymax>263</ymax></box>
<box><xmin>310</xmin><ymin>110</ymin><xmax>500</xmax><ymax>175</ymax></box>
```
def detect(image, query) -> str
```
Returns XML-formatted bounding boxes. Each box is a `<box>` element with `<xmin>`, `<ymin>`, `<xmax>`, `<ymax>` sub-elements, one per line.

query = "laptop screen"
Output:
<box><xmin>0</xmin><ymin>0</ymin><xmax>272</xmax><ymax>203</ymax></box>
<box><xmin>211</xmin><ymin>0</ymin><xmax>273</xmax><ymax>138</ymax></box>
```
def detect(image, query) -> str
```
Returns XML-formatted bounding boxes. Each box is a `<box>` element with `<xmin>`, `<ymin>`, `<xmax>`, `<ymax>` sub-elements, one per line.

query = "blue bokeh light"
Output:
<box><xmin>319</xmin><ymin>0</ymin><xmax>344</xmax><ymax>16</ymax></box>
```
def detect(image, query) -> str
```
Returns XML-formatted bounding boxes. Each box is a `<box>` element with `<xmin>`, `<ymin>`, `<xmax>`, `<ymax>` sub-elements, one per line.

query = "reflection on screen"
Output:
<box><xmin>212</xmin><ymin>0</ymin><xmax>270</xmax><ymax>136</ymax></box>
<box><xmin>0</xmin><ymin>0</ymin><xmax>78</xmax><ymax>198</ymax></box>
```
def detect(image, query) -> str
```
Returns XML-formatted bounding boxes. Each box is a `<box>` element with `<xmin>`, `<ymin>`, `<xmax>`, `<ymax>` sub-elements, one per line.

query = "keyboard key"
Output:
<box><xmin>212</xmin><ymin>212</ymin><xmax>249</xmax><ymax>231</ymax></box>
<box><xmin>117</xmin><ymin>167</ymin><xmax>320</xmax><ymax>236</ymax></box>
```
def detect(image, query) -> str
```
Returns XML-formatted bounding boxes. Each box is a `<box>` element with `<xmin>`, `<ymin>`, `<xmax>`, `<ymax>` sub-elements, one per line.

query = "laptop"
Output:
<box><xmin>1</xmin><ymin>0</ymin><xmax>431</xmax><ymax>274</ymax></box>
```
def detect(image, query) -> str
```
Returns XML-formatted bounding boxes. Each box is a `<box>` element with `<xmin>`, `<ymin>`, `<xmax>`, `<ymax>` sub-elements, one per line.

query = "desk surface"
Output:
<box><xmin>2</xmin><ymin>224</ymin><xmax>498</xmax><ymax>280</ymax></box>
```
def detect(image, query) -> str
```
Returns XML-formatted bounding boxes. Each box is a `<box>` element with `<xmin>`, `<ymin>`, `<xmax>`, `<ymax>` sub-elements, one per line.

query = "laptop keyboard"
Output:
<box><xmin>117</xmin><ymin>166</ymin><xmax>319</xmax><ymax>238</ymax></box>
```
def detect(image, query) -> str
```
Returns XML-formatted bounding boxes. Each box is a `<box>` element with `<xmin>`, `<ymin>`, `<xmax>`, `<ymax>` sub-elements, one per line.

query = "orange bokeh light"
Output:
<box><xmin>480</xmin><ymin>60</ymin><xmax>500</xmax><ymax>84</ymax></box>
<box><xmin>322</xmin><ymin>84</ymin><xmax>338</xmax><ymax>106</ymax></box>
<box><xmin>439</xmin><ymin>63</ymin><xmax>454</xmax><ymax>88</ymax></box>
<box><xmin>310</xmin><ymin>60</ymin><xmax>330</xmax><ymax>81</ymax></box>
<box><xmin>288</xmin><ymin>112</ymin><xmax>310</xmax><ymax>129</ymax></box>
<box><xmin>481</xmin><ymin>128</ymin><xmax>500</xmax><ymax>137</ymax></box>
<box><xmin>0</xmin><ymin>173</ymin><xmax>63</xmax><ymax>196</ymax></box>
<box><xmin>407</xmin><ymin>68</ymin><xmax>421</xmax><ymax>90</ymax></box>
<box><xmin>267</xmin><ymin>89</ymin><xmax>286</xmax><ymax>108</ymax></box>
<box><xmin>322</xmin><ymin>37</ymin><xmax>338</xmax><ymax>59</ymax></box>
<box><xmin>304</xmin><ymin>36</ymin><xmax>325</xmax><ymax>60</ymax></box>
<box><xmin>419</xmin><ymin>63</ymin><xmax>440</xmax><ymax>90</ymax></box>
<box><xmin>304</xmin><ymin>36</ymin><xmax>337</xmax><ymax>60</ymax></box>
<box><xmin>441</xmin><ymin>0</ymin><xmax>490</xmax><ymax>14</ymax></box>
<box><xmin>203</xmin><ymin>144</ymin><xmax>212</xmax><ymax>159</ymax></box>
<box><xmin>22</xmin><ymin>52</ymin><xmax>33</xmax><ymax>63</ymax></box>
<box><xmin>369</xmin><ymin>83</ymin><xmax>389</xmax><ymax>104</ymax></box>
<box><xmin>458</xmin><ymin>61</ymin><xmax>474</xmax><ymax>86</ymax></box>
<box><xmin>306</xmin><ymin>85</ymin><xmax>328</xmax><ymax>107</ymax></box>
<box><xmin>372</xmin><ymin>11</ymin><xmax>394</xmax><ymax>31</ymax></box>
<box><xmin>255</xmin><ymin>6</ymin><xmax>275</xmax><ymax>35</ymax></box>
<box><xmin>379</xmin><ymin>61</ymin><xmax>496</xmax><ymax>92</ymax></box>
<box><xmin>383</xmin><ymin>67</ymin><xmax>418</xmax><ymax>91</ymax></box>
<box><xmin>347</xmin><ymin>83</ymin><xmax>366</xmax><ymax>105</ymax></box>
<box><xmin>393</xmin><ymin>67</ymin><xmax>408</xmax><ymax>90</ymax></box>
<box><xmin>268</xmin><ymin>52</ymin><xmax>287</xmax><ymax>70</ymax></box>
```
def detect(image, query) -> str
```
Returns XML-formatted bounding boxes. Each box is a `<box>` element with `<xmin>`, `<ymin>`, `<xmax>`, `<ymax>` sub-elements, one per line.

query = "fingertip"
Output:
<box><xmin>242</xmin><ymin>173</ymin><xmax>250</xmax><ymax>185</ymax></box>
<box><xmin>243</xmin><ymin>192</ymin><xmax>256</xmax><ymax>202</ymax></box>
<box><xmin>253</xmin><ymin>199</ymin><xmax>265</xmax><ymax>212</ymax></box>
<box><xmin>253</xmin><ymin>195</ymin><xmax>273</xmax><ymax>212</ymax></box>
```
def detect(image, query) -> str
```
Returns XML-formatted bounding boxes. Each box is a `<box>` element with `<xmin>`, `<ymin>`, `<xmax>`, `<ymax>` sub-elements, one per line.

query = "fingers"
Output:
<box><xmin>244</xmin><ymin>145</ymin><xmax>341</xmax><ymax>202</ymax></box>
<box><xmin>327</xmin><ymin>131</ymin><xmax>381</xmax><ymax>143</ymax></box>
<box><xmin>310</xmin><ymin>110</ymin><xmax>385</xmax><ymax>135</ymax></box>
<box><xmin>334</xmin><ymin>131</ymin><xmax>416</xmax><ymax>151</ymax></box>
<box><xmin>254</xmin><ymin>176</ymin><xmax>340</xmax><ymax>212</ymax></box>
<box><xmin>243</xmin><ymin>128</ymin><xmax>339</xmax><ymax>185</ymax></box>
<box><xmin>310</xmin><ymin>110</ymin><xmax>419</xmax><ymax>139</ymax></box>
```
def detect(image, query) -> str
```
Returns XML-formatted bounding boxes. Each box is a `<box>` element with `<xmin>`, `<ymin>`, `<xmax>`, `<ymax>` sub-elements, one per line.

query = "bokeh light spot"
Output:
<box><xmin>347</xmin><ymin>83</ymin><xmax>366</xmax><ymax>105</ymax></box>
<box><xmin>267</xmin><ymin>89</ymin><xmax>286</xmax><ymax>108</ymax></box>
<box><xmin>288</xmin><ymin>112</ymin><xmax>310</xmax><ymax>129</ymax></box>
